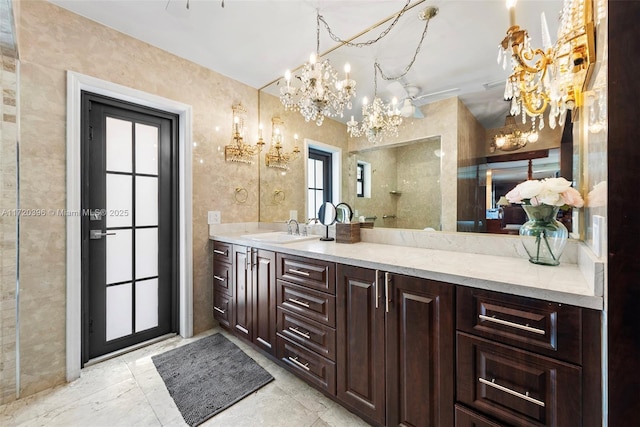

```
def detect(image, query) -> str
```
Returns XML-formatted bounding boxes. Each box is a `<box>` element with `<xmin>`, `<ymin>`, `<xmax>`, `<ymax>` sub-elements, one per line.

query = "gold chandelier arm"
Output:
<box><xmin>520</xmin><ymin>90</ymin><xmax>549</xmax><ymax>116</ymax></box>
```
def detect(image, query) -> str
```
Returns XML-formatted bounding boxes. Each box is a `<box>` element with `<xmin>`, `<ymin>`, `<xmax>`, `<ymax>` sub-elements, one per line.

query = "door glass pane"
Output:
<box><xmin>307</xmin><ymin>189</ymin><xmax>315</xmax><ymax>219</ymax></box>
<box><xmin>135</xmin><ymin>278</ymin><xmax>158</xmax><ymax>332</ymax></box>
<box><xmin>307</xmin><ymin>158</ymin><xmax>315</xmax><ymax>186</ymax></box>
<box><xmin>135</xmin><ymin>176</ymin><xmax>158</xmax><ymax>227</ymax></box>
<box><xmin>315</xmin><ymin>191</ymin><xmax>324</xmax><ymax>215</ymax></box>
<box><xmin>106</xmin><ymin>283</ymin><xmax>132</xmax><ymax>340</ymax></box>
<box><xmin>315</xmin><ymin>159</ymin><xmax>324</xmax><ymax>189</ymax></box>
<box><xmin>106</xmin><ymin>173</ymin><xmax>132</xmax><ymax>228</ymax></box>
<box><xmin>135</xmin><ymin>123</ymin><xmax>158</xmax><ymax>175</ymax></box>
<box><xmin>106</xmin><ymin>229</ymin><xmax>132</xmax><ymax>284</ymax></box>
<box><xmin>136</xmin><ymin>228</ymin><xmax>158</xmax><ymax>279</ymax></box>
<box><xmin>106</xmin><ymin>117</ymin><xmax>132</xmax><ymax>173</ymax></box>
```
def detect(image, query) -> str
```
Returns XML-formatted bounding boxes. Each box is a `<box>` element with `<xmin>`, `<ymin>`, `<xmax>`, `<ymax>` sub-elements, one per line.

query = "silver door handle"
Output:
<box><xmin>288</xmin><ymin>356</ymin><xmax>310</xmax><ymax>371</ymax></box>
<box><xmin>288</xmin><ymin>298</ymin><xmax>310</xmax><ymax>308</ymax></box>
<box><xmin>90</xmin><ymin>230</ymin><xmax>116</xmax><ymax>239</ymax></box>
<box><xmin>478</xmin><ymin>314</ymin><xmax>546</xmax><ymax>335</ymax></box>
<box><xmin>289</xmin><ymin>269</ymin><xmax>310</xmax><ymax>277</ymax></box>
<box><xmin>213</xmin><ymin>249</ymin><xmax>228</xmax><ymax>256</ymax></box>
<box><xmin>288</xmin><ymin>326</ymin><xmax>311</xmax><ymax>339</ymax></box>
<box><xmin>478</xmin><ymin>377</ymin><xmax>545</xmax><ymax>407</ymax></box>
<box><xmin>214</xmin><ymin>306</ymin><xmax>226</xmax><ymax>314</ymax></box>
<box><xmin>213</xmin><ymin>275</ymin><xmax>226</xmax><ymax>282</ymax></box>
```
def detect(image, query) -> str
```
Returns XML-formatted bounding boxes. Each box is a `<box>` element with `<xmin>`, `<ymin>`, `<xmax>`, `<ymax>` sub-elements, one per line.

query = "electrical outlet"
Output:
<box><xmin>208</xmin><ymin>211</ymin><xmax>221</xmax><ymax>225</ymax></box>
<box><xmin>289</xmin><ymin>210</ymin><xmax>298</xmax><ymax>221</ymax></box>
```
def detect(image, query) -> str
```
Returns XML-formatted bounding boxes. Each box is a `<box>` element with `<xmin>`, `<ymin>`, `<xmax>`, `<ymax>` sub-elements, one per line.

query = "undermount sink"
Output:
<box><xmin>240</xmin><ymin>231</ymin><xmax>320</xmax><ymax>244</ymax></box>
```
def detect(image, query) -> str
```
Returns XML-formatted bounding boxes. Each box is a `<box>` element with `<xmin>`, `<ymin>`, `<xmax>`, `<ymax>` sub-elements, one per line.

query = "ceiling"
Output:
<box><xmin>48</xmin><ymin>0</ymin><xmax>562</xmax><ymax>129</ymax></box>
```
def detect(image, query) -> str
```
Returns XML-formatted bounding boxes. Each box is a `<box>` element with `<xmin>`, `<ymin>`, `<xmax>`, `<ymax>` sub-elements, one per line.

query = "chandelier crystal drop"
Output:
<box><xmin>279</xmin><ymin>13</ymin><xmax>356</xmax><ymax>126</ymax></box>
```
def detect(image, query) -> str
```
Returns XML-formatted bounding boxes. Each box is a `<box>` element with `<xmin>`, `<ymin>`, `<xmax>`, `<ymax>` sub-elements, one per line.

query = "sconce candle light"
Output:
<box><xmin>265</xmin><ymin>117</ymin><xmax>300</xmax><ymax>170</ymax></box>
<box><xmin>498</xmin><ymin>0</ymin><xmax>595</xmax><ymax>130</ymax></box>
<box><xmin>224</xmin><ymin>104</ymin><xmax>264</xmax><ymax>164</ymax></box>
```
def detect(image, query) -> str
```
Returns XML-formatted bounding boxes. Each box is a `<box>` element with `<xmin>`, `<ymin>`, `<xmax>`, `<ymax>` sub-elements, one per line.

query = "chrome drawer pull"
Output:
<box><xmin>288</xmin><ymin>326</ymin><xmax>311</xmax><ymax>339</ymax></box>
<box><xmin>213</xmin><ymin>249</ymin><xmax>227</xmax><ymax>256</ymax></box>
<box><xmin>289</xmin><ymin>269</ymin><xmax>310</xmax><ymax>277</ymax></box>
<box><xmin>478</xmin><ymin>314</ymin><xmax>546</xmax><ymax>335</ymax></box>
<box><xmin>288</xmin><ymin>298</ymin><xmax>310</xmax><ymax>308</ymax></box>
<box><xmin>478</xmin><ymin>377</ymin><xmax>545</xmax><ymax>407</ymax></box>
<box><xmin>213</xmin><ymin>306</ymin><xmax>226</xmax><ymax>314</ymax></box>
<box><xmin>288</xmin><ymin>356</ymin><xmax>310</xmax><ymax>371</ymax></box>
<box><xmin>213</xmin><ymin>275</ymin><xmax>226</xmax><ymax>282</ymax></box>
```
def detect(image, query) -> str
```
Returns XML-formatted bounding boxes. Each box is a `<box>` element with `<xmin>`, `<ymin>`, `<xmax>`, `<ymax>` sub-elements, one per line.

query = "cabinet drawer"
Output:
<box><xmin>213</xmin><ymin>290</ymin><xmax>232</xmax><ymax>329</ymax></box>
<box><xmin>277</xmin><ymin>280</ymin><xmax>336</xmax><ymax>327</ymax></box>
<box><xmin>457</xmin><ymin>333</ymin><xmax>581</xmax><ymax>427</ymax></box>
<box><xmin>277</xmin><ymin>253</ymin><xmax>335</xmax><ymax>294</ymax></box>
<box><xmin>213</xmin><ymin>261</ymin><xmax>232</xmax><ymax>296</ymax></box>
<box><xmin>212</xmin><ymin>240</ymin><xmax>232</xmax><ymax>264</ymax></box>
<box><xmin>277</xmin><ymin>335</ymin><xmax>336</xmax><ymax>395</ymax></box>
<box><xmin>455</xmin><ymin>405</ymin><xmax>507</xmax><ymax>427</ymax></box>
<box><xmin>457</xmin><ymin>287</ymin><xmax>582</xmax><ymax>364</ymax></box>
<box><xmin>277</xmin><ymin>307</ymin><xmax>336</xmax><ymax>361</ymax></box>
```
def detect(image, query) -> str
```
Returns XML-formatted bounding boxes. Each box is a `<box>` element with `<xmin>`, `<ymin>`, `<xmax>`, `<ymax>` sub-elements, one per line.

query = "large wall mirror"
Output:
<box><xmin>256</xmin><ymin>0</ymin><xmax>579</xmax><ymax>239</ymax></box>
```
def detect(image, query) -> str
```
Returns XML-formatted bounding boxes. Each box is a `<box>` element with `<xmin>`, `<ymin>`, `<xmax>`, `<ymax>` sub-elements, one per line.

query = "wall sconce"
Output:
<box><xmin>265</xmin><ymin>117</ymin><xmax>300</xmax><ymax>170</ymax></box>
<box><xmin>498</xmin><ymin>0</ymin><xmax>595</xmax><ymax>129</ymax></box>
<box><xmin>224</xmin><ymin>104</ymin><xmax>264</xmax><ymax>164</ymax></box>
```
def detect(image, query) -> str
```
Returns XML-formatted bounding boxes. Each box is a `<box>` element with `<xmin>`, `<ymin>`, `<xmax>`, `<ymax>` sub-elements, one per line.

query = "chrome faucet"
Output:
<box><xmin>287</xmin><ymin>219</ymin><xmax>300</xmax><ymax>235</ymax></box>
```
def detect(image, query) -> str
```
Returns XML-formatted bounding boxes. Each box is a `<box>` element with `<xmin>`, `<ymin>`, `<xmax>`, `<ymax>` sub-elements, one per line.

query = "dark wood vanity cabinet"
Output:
<box><xmin>212</xmin><ymin>241</ymin><xmax>233</xmax><ymax>329</ymax></box>
<box><xmin>212</xmin><ymin>241</ymin><xmax>602</xmax><ymax>427</ymax></box>
<box><xmin>336</xmin><ymin>264</ymin><xmax>455</xmax><ymax>427</ymax></box>
<box><xmin>275</xmin><ymin>253</ymin><xmax>337</xmax><ymax>395</ymax></box>
<box><xmin>217</xmin><ymin>243</ymin><xmax>276</xmax><ymax>355</ymax></box>
<box><xmin>455</xmin><ymin>287</ymin><xmax>602</xmax><ymax>427</ymax></box>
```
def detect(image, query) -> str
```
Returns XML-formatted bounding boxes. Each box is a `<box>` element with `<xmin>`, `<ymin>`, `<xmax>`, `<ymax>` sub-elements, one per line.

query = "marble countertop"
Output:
<box><xmin>209</xmin><ymin>229</ymin><xmax>604</xmax><ymax>310</ymax></box>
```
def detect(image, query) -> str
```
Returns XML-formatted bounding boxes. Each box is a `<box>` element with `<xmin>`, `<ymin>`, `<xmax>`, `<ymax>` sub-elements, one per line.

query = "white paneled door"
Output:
<box><xmin>81</xmin><ymin>93</ymin><xmax>177</xmax><ymax>362</ymax></box>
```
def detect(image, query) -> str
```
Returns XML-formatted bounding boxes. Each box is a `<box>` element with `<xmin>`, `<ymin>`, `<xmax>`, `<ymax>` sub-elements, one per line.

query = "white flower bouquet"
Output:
<box><xmin>505</xmin><ymin>177</ymin><xmax>584</xmax><ymax>208</ymax></box>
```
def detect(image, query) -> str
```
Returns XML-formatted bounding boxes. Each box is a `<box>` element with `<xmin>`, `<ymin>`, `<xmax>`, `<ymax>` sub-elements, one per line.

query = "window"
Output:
<box><xmin>308</xmin><ymin>148</ymin><xmax>333</xmax><ymax>219</ymax></box>
<box><xmin>356</xmin><ymin>163</ymin><xmax>365</xmax><ymax>198</ymax></box>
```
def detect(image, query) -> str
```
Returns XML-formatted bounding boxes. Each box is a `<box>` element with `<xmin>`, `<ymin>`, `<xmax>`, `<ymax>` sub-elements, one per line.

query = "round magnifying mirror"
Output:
<box><xmin>317</xmin><ymin>202</ymin><xmax>336</xmax><ymax>241</ymax></box>
<box><xmin>335</xmin><ymin>202</ymin><xmax>353</xmax><ymax>224</ymax></box>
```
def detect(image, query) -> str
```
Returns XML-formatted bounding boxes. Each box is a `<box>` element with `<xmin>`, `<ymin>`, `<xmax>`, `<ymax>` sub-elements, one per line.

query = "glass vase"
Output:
<box><xmin>519</xmin><ymin>205</ymin><xmax>568</xmax><ymax>266</ymax></box>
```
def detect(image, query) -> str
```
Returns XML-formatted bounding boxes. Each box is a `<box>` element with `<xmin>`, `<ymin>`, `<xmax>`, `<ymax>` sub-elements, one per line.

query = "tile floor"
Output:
<box><xmin>0</xmin><ymin>327</ymin><xmax>372</xmax><ymax>426</ymax></box>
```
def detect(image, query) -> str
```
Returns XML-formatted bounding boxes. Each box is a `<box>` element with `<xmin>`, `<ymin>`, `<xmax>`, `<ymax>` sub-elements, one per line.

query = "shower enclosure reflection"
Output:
<box><xmin>344</xmin><ymin>136</ymin><xmax>442</xmax><ymax>230</ymax></box>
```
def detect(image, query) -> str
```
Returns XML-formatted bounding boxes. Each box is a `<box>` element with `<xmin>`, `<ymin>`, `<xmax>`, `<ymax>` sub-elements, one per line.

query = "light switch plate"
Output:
<box><xmin>208</xmin><ymin>211</ymin><xmax>221</xmax><ymax>224</ymax></box>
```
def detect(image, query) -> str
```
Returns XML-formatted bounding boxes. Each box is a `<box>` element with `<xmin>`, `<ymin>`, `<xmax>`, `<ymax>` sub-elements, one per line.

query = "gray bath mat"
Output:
<box><xmin>152</xmin><ymin>333</ymin><xmax>274</xmax><ymax>426</ymax></box>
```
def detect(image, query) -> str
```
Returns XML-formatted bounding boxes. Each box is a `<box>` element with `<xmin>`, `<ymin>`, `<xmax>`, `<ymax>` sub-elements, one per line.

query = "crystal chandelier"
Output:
<box><xmin>224</xmin><ymin>104</ymin><xmax>264</xmax><ymax>164</ymax></box>
<box><xmin>347</xmin><ymin>96</ymin><xmax>402</xmax><ymax>144</ymax></box>
<box><xmin>347</xmin><ymin>63</ymin><xmax>403</xmax><ymax>144</ymax></box>
<box><xmin>498</xmin><ymin>0</ymin><xmax>595</xmax><ymax>130</ymax></box>
<box><xmin>490</xmin><ymin>115</ymin><xmax>539</xmax><ymax>153</ymax></box>
<box><xmin>265</xmin><ymin>117</ymin><xmax>300</xmax><ymax>170</ymax></box>
<box><xmin>280</xmin><ymin>12</ymin><xmax>356</xmax><ymax>126</ymax></box>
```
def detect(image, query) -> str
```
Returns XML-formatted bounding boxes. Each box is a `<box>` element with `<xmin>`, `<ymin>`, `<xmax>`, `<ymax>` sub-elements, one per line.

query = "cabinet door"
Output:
<box><xmin>252</xmin><ymin>249</ymin><xmax>276</xmax><ymax>355</ymax></box>
<box><xmin>232</xmin><ymin>245</ymin><xmax>251</xmax><ymax>339</ymax></box>
<box><xmin>336</xmin><ymin>265</ymin><xmax>385</xmax><ymax>426</ymax></box>
<box><xmin>386</xmin><ymin>274</ymin><xmax>455</xmax><ymax>427</ymax></box>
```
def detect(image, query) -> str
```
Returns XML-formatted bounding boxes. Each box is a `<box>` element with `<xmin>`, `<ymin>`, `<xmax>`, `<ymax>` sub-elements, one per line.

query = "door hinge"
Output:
<box><xmin>89</xmin><ymin>126</ymin><xmax>93</xmax><ymax>141</ymax></box>
<box><xmin>89</xmin><ymin>318</ymin><xmax>94</xmax><ymax>334</ymax></box>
